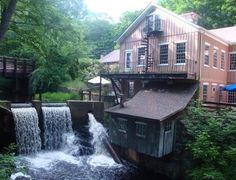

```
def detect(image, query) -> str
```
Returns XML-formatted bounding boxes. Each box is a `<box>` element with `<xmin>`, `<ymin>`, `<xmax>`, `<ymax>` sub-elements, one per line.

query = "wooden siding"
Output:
<box><xmin>119</xmin><ymin>9</ymin><xmax>199</xmax><ymax>79</ymax></box>
<box><xmin>109</xmin><ymin>114</ymin><xmax>160</xmax><ymax>158</ymax></box>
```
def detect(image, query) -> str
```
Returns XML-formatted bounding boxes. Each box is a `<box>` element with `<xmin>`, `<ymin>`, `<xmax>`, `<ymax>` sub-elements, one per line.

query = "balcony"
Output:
<box><xmin>106</xmin><ymin>58</ymin><xmax>196</xmax><ymax>80</ymax></box>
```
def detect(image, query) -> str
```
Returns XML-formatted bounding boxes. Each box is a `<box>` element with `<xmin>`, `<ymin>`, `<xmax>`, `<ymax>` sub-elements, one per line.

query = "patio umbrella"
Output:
<box><xmin>88</xmin><ymin>76</ymin><xmax>110</xmax><ymax>85</ymax></box>
<box><xmin>223</xmin><ymin>84</ymin><xmax>236</xmax><ymax>91</ymax></box>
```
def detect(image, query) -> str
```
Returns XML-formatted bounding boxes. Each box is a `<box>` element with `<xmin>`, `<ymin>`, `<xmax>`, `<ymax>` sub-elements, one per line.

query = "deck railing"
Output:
<box><xmin>0</xmin><ymin>56</ymin><xmax>35</xmax><ymax>77</ymax></box>
<box><xmin>119</xmin><ymin>58</ymin><xmax>195</xmax><ymax>78</ymax></box>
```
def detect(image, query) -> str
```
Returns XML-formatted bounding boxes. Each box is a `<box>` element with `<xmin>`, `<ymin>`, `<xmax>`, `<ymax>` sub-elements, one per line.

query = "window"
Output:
<box><xmin>164</xmin><ymin>121</ymin><xmax>172</xmax><ymax>132</ymax></box>
<box><xmin>228</xmin><ymin>92</ymin><xmax>236</xmax><ymax>103</ymax></box>
<box><xmin>159</xmin><ymin>44</ymin><xmax>168</xmax><ymax>64</ymax></box>
<box><xmin>204</xmin><ymin>44</ymin><xmax>209</xmax><ymax>65</ymax></box>
<box><xmin>128</xmin><ymin>81</ymin><xmax>134</xmax><ymax>97</ymax></box>
<box><xmin>219</xmin><ymin>86</ymin><xmax>224</xmax><ymax>102</ymax></box>
<box><xmin>125</xmin><ymin>50</ymin><xmax>132</xmax><ymax>70</ymax></box>
<box><xmin>135</xmin><ymin>122</ymin><xmax>147</xmax><ymax>138</ymax></box>
<box><xmin>213</xmin><ymin>48</ymin><xmax>218</xmax><ymax>68</ymax></box>
<box><xmin>118</xmin><ymin>118</ymin><xmax>127</xmax><ymax>133</ymax></box>
<box><xmin>138</xmin><ymin>47</ymin><xmax>146</xmax><ymax>65</ymax></box>
<box><xmin>203</xmin><ymin>84</ymin><xmax>208</xmax><ymax>102</ymax></box>
<box><xmin>176</xmin><ymin>42</ymin><xmax>186</xmax><ymax>64</ymax></box>
<box><xmin>230</xmin><ymin>54</ymin><xmax>236</xmax><ymax>70</ymax></box>
<box><xmin>221</xmin><ymin>51</ymin><xmax>225</xmax><ymax>69</ymax></box>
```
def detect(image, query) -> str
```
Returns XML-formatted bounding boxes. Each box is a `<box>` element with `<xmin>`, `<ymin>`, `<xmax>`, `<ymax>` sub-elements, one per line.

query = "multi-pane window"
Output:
<box><xmin>213</xmin><ymin>48</ymin><xmax>218</xmax><ymax>68</ymax></box>
<box><xmin>219</xmin><ymin>86</ymin><xmax>224</xmax><ymax>102</ymax></box>
<box><xmin>203</xmin><ymin>84</ymin><xmax>208</xmax><ymax>102</ymax></box>
<box><xmin>228</xmin><ymin>92</ymin><xmax>236</xmax><ymax>103</ymax></box>
<box><xmin>135</xmin><ymin>122</ymin><xmax>147</xmax><ymax>138</ymax></box>
<box><xmin>160</xmin><ymin>44</ymin><xmax>168</xmax><ymax>64</ymax></box>
<box><xmin>164</xmin><ymin>121</ymin><xmax>172</xmax><ymax>132</ymax></box>
<box><xmin>230</xmin><ymin>54</ymin><xmax>236</xmax><ymax>70</ymax></box>
<box><xmin>221</xmin><ymin>51</ymin><xmax>225</xmax><ymax>69</ymax></box>
<box><xmin>204</xmin><ymin>44</ymin><xmax>209</xmax><ymax>65</ymax></box>
<box><xmin>125</xmin><ymin>50</ymin><xmax>132</xmax><ymax>70</ymax></box>
<box><xmin>118</xmin><ymin>118</ymin><xmax>127</xmax><ymax>133</ymax></box>
<box><xmin>138</xmin><ymin>47</ymin><xmax>146</xmax><ymax>65</ymax></box>
<box><xmin>176</xmin><ymin>42</ymin><xmax>186</xmax><ymax>64</ymax></box>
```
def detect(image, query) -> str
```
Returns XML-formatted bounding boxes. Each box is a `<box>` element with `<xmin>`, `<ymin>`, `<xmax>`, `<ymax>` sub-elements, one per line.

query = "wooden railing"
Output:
<box><xmin>119</xmin><ymin>58</ymin><xmax>195</xmax><ymax>78</ymax></box>
<box><xmin>0</xmin><ymin>56</ymin><xmax>35</xmax><ymax>78</ymax></box>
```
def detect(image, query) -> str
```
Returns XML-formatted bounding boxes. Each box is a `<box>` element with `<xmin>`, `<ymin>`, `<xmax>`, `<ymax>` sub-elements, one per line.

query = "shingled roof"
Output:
<box><xmin>105</xmin><ymin>83</ymin><xmax>197</xmax><ymax>121</ymax></box>
<box><xmin>209</xmin><ymin>26</ymin><xmax>236</xmax><ymax>44</ymax></box>
<box><xmin>100</xmin><ymin>49</ymin><xmax>120</xmax><ymax>64</ymax></box>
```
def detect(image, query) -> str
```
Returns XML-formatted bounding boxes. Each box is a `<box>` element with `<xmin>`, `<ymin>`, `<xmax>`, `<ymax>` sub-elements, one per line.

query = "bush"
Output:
<box><xmin>35</xmin><ymin>92</ymin><xmax>81</xmax><ymax>102</ymax></box>
<box><xmin>181</xmin><ymin>101</ymin><xmax>236</xmax><ymax>179</ymax></box>
<box><xmin>0</xmin><ymin>144</ymin><xmax>16</xmax><ymax>180</ymax></box>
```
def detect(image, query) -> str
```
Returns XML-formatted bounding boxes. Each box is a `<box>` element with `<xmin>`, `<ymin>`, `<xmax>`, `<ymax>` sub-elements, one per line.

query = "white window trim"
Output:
<box><xmin>204</xmin><ymin>64</ymin><xmax>210</xmax><ymax>67</ymax></box>
<box><xmin>174</xmin><ymin>40</ymin><xmax>187</xmax><ymax>43</ymax></box>
<box><xmin>213</xmin><ymin>46</ymin><xmax>219</xmax><ymax>50</ymax></box>
<box><xmin>159</xmin><ymin>42</ymin><xmax>170</xmax><ymax>46</ymax></box>
<box><xmin>158</xmin><ymin>63</ymin><xmax>169</xmax><ymax>66</ymax></box>
<box><xmin>203</xmin><ymin>82</ymin><xmax>209</xmax><ymax>85</ymax></box>
<box><xmin>229</xmin><ymin>52</ymin><xmax>236</xmax><ymax>54</ymax></box>
<box><xmin>205</xmin><ymin>42</ymin><xmax>210</xmax><ymax>46</ymax></box>
<box><xmin>174</xmin><ymin>63</ymin><xmax>186</xmax><ymax>65</ymax></box>
<box><xmin>220</xmin><ymin>51</ymin><xmax>225</xmax><ymax>70</ymax></box>
<box><xmin>212</xmin><ymin>83</ymin><xmax>217</xmax><ymax>86</ymax></box>
<box><xmin>219</xmin><ymin>84</ymin><xmax>225</xmax><ymax>87</ymax></box>
<box><xmin>213</xmin><ymin>67</ymin><xmax>218</xmax><ymax>69</ymax></box>
<box><xmin>125</xmin><ymin>49</ymin><xmax>132</xmax><ymax>71</ymax></box>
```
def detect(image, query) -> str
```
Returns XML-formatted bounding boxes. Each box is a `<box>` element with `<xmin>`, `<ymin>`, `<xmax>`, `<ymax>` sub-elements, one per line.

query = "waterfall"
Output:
<box><xmin>42</xmin><ymin>106</ymin><xmax>73</xmax><ymax>150</ymax></box>
<box><xmin>88</xmin><ymin>113</ymin><xmax>108</xmax><ymax>155</ymax></box>
<box><xmin>11</xmin><ymin>107</ymin><xmax>41</xmax><ymax>154</ymax></box>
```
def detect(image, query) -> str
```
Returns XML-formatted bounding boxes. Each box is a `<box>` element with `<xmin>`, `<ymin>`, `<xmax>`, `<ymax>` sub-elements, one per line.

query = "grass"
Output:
<box><xmin>34</xmin><ymin>92</ymin><xmax>81</xmax><ymax>102</ymax></box>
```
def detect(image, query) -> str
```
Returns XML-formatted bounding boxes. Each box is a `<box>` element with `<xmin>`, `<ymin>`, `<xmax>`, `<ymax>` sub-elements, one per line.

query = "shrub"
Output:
<box><xmin>0</xmin><ymin>144</ymin><xmax>16</xmax><ymax>180</ymax></box>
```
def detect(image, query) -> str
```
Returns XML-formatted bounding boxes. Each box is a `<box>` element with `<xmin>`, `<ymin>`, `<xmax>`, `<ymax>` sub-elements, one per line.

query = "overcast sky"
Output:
<box><xmin>84</xmin><ymin>0</ymin><xmax>154</xmax><ymax>22</ymax></box>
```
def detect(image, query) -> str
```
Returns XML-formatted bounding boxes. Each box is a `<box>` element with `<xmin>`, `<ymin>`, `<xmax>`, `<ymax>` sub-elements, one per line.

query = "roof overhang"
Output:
<box><xmin>105</xmin><ymin>83</ymin><xmax>197</xmax><ymax>121</ymax></box>
<box><xmin>116</xmin><ymin>2</ymin><xmax>230</xmax><ymax>46</ymax></box>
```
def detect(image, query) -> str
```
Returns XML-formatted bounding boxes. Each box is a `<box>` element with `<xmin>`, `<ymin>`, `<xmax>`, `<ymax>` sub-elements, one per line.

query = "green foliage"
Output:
<box><xmin>181</xmin><ymin>102</ymin><xmax>236</xmax><ymax>179</ymax></box>
<box><xmin>35</xmin><ymin>92</ymin><xmax>81</xmax><ymax>102</ymax></box>
<box><xmin>0</xmin><ymin>143</ymin><xmax>16</xmax><ymax>180</ymax></box>
<box><xmin>159</xmin><ymin>0</ymin><xmax>236</xmax><ymax>29</ymax></box>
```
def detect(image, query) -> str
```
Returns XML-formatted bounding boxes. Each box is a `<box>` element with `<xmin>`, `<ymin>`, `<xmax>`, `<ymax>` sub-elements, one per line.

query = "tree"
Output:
<box><xmin>113</xmin><ymin>10</ymin><xmax>141</xmax><ymax>39</ymax></box>
<box><xmin>0</xmin><ymin>0</ymin><xmax>17</xmax><ymax>42</ymax></box>
<box><xmin>159</xmin><ymin>0</ymin><xmax>236</xmax><ymax>29</ymax></box>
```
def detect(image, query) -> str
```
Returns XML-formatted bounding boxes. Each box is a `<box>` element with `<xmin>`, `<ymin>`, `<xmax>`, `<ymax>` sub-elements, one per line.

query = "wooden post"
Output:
<box><xmin>3</xmin><ymin>57</ymin><xmax>6</xmax><ymax>76</ymax></box>
<box><xmin>99</xmin><ymin>76</ymin><xmax>102</xmax><ymax>102</ymax></box>
<box><xmin>14</xmin><ymin>58</ymin><xmax>17</xmax><ymax>76</ymax></box>
<box><xmin>89</xmin><ymin>90</ymin><xmax>92</xmax><ymax>101</ymax></box>
<box><xmin>23</xmin><ymin>59</ymin><xmax>26</xmax><ymax>76</ymax></box>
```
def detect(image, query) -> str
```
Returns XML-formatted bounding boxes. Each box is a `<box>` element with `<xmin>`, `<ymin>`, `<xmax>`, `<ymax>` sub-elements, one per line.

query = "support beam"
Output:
<box><xmin>99</xmin><ymin>76</ymin><xmax>102</xmax><ymax>102</ymax></box>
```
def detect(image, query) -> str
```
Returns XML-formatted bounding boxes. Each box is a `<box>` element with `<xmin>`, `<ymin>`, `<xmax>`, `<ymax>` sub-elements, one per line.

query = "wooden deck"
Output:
<box><xmin>0</xmin><ymin>56</ymin><xmax>35</xmax><ymax>78</ymax></box>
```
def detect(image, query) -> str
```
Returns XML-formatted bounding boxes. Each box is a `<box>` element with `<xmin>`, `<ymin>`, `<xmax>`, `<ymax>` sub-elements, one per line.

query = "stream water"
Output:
<box><xmin>11</xmin><ymin>107</ymin><xmax>168</xmax><ymax>180</ymax></box>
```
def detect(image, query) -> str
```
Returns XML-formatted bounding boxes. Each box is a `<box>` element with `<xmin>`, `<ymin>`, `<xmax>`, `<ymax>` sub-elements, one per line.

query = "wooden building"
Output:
<box><xmin>101</xmin><ymin>2</ymin><xmax>236</xmax><ymax>162</ymax></box>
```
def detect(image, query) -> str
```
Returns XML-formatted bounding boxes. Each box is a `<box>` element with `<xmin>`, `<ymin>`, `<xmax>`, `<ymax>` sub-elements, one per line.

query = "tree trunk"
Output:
<box><xmin>0</xmin><ymin>0</ymin><xmax>17</xmax><ymax>42</ymax></box>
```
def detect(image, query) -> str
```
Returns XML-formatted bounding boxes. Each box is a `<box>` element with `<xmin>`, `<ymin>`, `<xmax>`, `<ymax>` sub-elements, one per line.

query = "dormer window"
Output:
<box><xmin>145</xmin><ymin>14</ymin><xmax>162</xmax><ymax>34</ymax></box>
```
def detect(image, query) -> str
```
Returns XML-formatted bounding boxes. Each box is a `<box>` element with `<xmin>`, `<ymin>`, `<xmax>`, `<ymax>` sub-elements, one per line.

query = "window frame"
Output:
<box><xmin>221</xmin><ymin>50</ymin><xmax>225</xmax><ymax>70</ymax></box>
<box><xmin>204</xmin><ymin>43</ymin><xmax>210</xmax><ymax>66</ymax></box>
<box><xmin>124</xmin><ymin>49</ymin><xmax>132</xmax><ymax>71</ymax></box>
<box><xmin>176</xmin><ymin>42</ymin><xmax>186</xmax><ymax>64</ymax></box>
<box><xmin>137</xmin><ymin>46</ymin><xmax>146</xmax><ymax>66</ymax></box>
<box><xmin>118</xmin><ymin>118</ymin><xmax>128</xmax><ymax>133</ymax></box>
<box><xmin>228</xmin><ymin>91</ymin><xmax>236</xmax><ymax>103</ymax></box>
<box><xmin>135</xmin><ymin>121</ymin><xmax>147</xmax><ymax>138</ymax></box>
<box><xmin>159</xmin><ymin>43</ymin><xmax>169</xmax><ymax>65</ymax></box>
<box><xmin>213</xmin><ymin>47</ymin><xmax>218</xmax><ymax>68</ymax></box>
<box><xmin>203</xmin><ymin>83</ymin><xmax>208</xmax><ymax>102</ymax></box>
<box><xmin>229</xmin><ymin>53</ymin><xmax>236</xmax><ymax>70</ymax></box>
